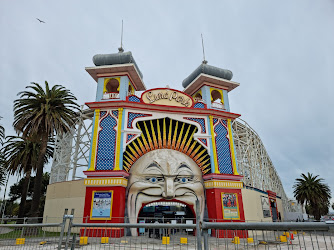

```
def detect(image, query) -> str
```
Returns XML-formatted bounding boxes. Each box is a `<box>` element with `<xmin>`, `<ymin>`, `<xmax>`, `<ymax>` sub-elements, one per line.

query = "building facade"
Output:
<box><xmin>44</xmin><ymin>51</ymin><xmax>288</xmax><ymax>237</ymax></box>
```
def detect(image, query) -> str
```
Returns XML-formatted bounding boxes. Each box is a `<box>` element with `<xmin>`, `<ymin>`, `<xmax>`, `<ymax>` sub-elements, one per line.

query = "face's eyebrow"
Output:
<box><xmin>145</xmin><ymin>162</ymin><xmax>163</xmax><ymax>172</ymax></box>
<box><xmin>177</xmin><ymin>164</ymin><xmax>193</xmax><ymax>174</ymax></box>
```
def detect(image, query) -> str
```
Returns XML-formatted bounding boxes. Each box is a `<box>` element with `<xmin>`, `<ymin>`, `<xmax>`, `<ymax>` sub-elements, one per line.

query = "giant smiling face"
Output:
<box><xmin>127</xmin><ymin>149</ymin><xmax>205</xmax><ymax>236</ymax></box>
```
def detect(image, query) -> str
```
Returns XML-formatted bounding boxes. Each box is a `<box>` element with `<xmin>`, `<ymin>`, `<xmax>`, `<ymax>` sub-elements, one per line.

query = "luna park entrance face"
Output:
<box><xmin>126</xmin><ymin>149</ymin><xmax>205</xmax><ymax>236</ymax></box>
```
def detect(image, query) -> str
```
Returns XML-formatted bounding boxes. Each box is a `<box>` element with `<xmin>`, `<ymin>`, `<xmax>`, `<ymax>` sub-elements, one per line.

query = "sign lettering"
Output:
<box><xmin>141</xmin><ymin>88</ymin><xmax>194</xmax><ymax>108</ymax></box>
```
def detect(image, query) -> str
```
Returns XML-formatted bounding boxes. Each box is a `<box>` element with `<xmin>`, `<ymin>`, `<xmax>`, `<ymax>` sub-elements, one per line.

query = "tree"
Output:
<box><xmin>13</xmin><ymin>81</ymin><xmax>79</xmax><ymax>217</ymax></box>
<box><xmin>332</xmin><ymin>203</ymin><xmax>334</xmax><ymax>211</ymax></box>
<box><xmin>1</xmin><ymin>135</ymin><xmax>53</xmax><ymax>218</ymax></box>
<box><xmin>305</xmin><ymin>201</ymin><xmax>330</xmax><ymax>218</ymax></box>
<box><xmin>293</xmin><ymin>172</ymin><xmax>331</xmax><ymax>220</ymax></box>
<box><xmin>8</xmin><ymin>173</ymin><xmax>50</xmax><ymax>217</ymax></box>
<box><xmin>0</xmin><ymin>119</ymin><xmax>4</xmax><ymax>145</ymax></box>
<box><xmin>0</xmin><ymin>118</ymin><xmax>7</xmax><ymax>187</ymax></box>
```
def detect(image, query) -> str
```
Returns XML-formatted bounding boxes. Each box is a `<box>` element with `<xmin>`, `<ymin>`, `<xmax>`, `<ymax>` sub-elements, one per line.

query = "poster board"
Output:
<box><xmin>261</xmin><ymin>195</ymin><xmax>271</xmax><ymax>218</ymax></box>
<box><xmin>90</xmin><ymin>191</ymin><xmax>113</xmax><ymax>220</ymax></box>
<box><xmin>221</xmin><ymin>193</ymin><xmax>240</xmax><ymax>220</ymax></box>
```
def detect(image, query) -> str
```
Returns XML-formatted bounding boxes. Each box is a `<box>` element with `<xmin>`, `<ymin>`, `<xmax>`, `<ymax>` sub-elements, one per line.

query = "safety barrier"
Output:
<box><xmin>0</xmin><ymin>209</ymin><xmax>333</xmax><ymax>249</ymax></box>
<box><xmin>202</xmin><ymin>221</ymin><xmax>334</xmax><ymax>249</ymax></box>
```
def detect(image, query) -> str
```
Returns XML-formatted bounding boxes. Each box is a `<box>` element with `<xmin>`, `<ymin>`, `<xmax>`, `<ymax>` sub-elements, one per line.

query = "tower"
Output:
<box><xmin>182</xmin><ymin>62</ymin><xmax>245</xmax><ymax>237</ymax></box>
<box><xmin>82</xmin><ymin>51</ymin><xmax>145</xmax><ymax>237</ymax></box>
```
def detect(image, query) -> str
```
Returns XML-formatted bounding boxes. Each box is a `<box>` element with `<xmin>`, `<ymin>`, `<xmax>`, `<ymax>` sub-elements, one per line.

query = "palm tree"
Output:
<box><xmin>1</xmin><ymin>135</ymin><xmax>54</xmax><ymax>219</ymax></box>
<box><xmin>293</xmin><ymin>172</ymin><xmax>331</xmax><ymax>220</ymax></box>
<box><xmin>13</xmin><ymin>81</ymin><xmax>79</xmax><ymax>217</ymax></box>
<box><xmin>0</xmin><ymin>156</ymin><xmax>7</xmax><ymax>187</ymax></box>
<box><xmin>0</xmin><ymin>119</ymin><xmax>7</xmax><ymax>186</ymax></box>
<box><xmin>0</xmin><ymin>123</ymin><xmax>4</xmax><ymax>145</ymax></box>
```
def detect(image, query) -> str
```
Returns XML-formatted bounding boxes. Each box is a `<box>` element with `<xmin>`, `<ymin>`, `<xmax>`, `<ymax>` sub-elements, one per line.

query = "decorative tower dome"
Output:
<box><xmin>93</xmin><ymin>51</ymin><xmax>143</xmax><ymax>79</ymax></box>
<box><xmin>182</xmin><ymin>63</ymin><xmax>233</xmax><ymax>88</ymax></box>
<box><xmin>182</xmin><ymin>62</ymin><xmax>239</xmax><ymax>111</ymax></box>
<box><xmin>86</xmin><ymin>51</ymin><xmax>146</xmax><ymax>102</ymax></box>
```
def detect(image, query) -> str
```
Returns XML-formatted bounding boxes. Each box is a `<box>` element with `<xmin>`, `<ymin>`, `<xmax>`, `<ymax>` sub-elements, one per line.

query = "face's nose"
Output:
<box><xmin>162</xmin><ymin>177</ymin><xmax>175</xmax><ymax>199</ymax></box>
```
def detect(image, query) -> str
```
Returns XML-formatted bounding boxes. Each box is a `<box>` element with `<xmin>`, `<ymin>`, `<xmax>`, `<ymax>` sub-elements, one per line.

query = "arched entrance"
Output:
<box><xmin>137</xmin><ymin>201</ymin><xmax>196</xmax><ymax>237</ymax></box>
<box><xmin>138</xmin><ymin>201</ymin><xmax>195</xmax><ymax>222</ymax></box>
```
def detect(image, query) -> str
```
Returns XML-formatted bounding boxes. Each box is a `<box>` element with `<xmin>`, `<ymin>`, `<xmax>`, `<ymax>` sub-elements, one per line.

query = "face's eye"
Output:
<box><xmin>146</xmin><ymin>177</ymin><xmax>164</xmax><ymax>183</ymax></box>
<box><xmin>176</xmin><ymin>177</ymin><xmax>193</xmax><ymax>183</ymax></box>
<box><xmin>149</xmin><ymin>177</ymin><xmax>157</xmax><ymax>183</ymax></box>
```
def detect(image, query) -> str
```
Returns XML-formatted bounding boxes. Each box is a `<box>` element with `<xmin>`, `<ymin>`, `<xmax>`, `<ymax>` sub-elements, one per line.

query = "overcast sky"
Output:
<box><xmin>1</xmin><ymin>1</ymin><xmax>333</xmax><ymax>209</ymax></box>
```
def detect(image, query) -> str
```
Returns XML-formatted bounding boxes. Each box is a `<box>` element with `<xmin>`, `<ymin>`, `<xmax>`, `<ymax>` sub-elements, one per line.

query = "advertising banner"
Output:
<box><xmin>221</xmin><ymin>193</ymin><xmax>240</xmax><ymax>220</ymax></box>
<box><xmin>91</xmin><ymin>191</ymin><xmax>113</xmax><ymax>219</ymax></box>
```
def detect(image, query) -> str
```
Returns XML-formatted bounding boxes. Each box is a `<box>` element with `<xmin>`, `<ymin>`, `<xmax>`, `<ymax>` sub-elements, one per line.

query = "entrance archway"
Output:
<box><xmin>138</xmin><ymin>201</ymin><xmax>195</xmax><ymax>222</ymax></box>
<box><xmin>137</xmin><ymin>201</ymin><xmax>196</xmax><ymax>237</ymax></box>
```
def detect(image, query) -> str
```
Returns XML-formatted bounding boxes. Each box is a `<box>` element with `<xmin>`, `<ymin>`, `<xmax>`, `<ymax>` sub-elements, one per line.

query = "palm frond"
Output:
<box><xmin>13</xmin><ymin>81</ymin><xmax>79</xmax><ymax>136</ymax></box>
<box><xmin>1</xmin><ymin>135</ymin><xmax>54</xmax><ymax>175</ymax></box>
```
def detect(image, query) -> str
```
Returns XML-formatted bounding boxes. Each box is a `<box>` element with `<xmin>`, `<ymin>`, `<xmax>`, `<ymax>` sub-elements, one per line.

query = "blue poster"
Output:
<box><xmin>91</xmin><ymin>191</ymin><xmax>112</xmax><ymax>218</ymax></box>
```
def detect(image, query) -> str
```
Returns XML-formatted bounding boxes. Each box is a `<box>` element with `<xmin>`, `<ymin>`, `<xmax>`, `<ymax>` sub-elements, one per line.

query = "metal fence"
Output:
<box><xmin>0</xmin><ymin>210</ymin><xmax>333</xmax><ymax>249</ymax></box>
<box><xmin>202</xmin><ymin>222</ymin><xmax>334</xmax><ymax>250</ymax></box>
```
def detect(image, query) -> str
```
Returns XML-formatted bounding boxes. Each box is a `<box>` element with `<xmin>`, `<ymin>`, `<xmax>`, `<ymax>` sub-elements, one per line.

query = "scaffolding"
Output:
<box><xmin>232</xmin><ymin>118</ymin><xmax>289</xmax><ymax>212</ymax></box>
<box><xmin>49</xmin><ymin>108</ymin><xmax>93</xmax><ymax>184</ymax></box>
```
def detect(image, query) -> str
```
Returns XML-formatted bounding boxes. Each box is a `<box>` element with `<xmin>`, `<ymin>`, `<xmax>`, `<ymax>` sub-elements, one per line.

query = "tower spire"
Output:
<box><xmin>201</xmin><ymin>33</ymin><xmax>207</xmax><ymax>64</ymax></box>
<box><xmin>118</xmin><ymin>20</ymin><xmax>124</xmax><ymax>53</ymax></box>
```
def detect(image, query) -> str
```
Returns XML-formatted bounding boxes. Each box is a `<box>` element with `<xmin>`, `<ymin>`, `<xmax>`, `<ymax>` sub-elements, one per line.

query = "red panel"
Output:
<box><xmin>83</xmin><ymin>186</ymin><xmax>126</xmax><ymax>224</ymax></box>
<box><xmin>206</xmin><ymin>188</ymin><xmax>245</xmax><ymax>222</ymax></box>
<box><xmin>205</xmin><ymin>188</ymin><xmax>247</xmax><ymax>238</ymax></box>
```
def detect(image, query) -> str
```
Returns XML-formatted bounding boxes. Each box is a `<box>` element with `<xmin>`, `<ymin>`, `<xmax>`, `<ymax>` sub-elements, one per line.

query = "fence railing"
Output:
<box><xmin>0</xmin><ymin>209</ymin><xmax>333</xmax><ymax>249</ymax></box>
<box><xmin>202</xmin><ymin>221</ymin><xmax>334</xmax><ymax>249</ymax></box>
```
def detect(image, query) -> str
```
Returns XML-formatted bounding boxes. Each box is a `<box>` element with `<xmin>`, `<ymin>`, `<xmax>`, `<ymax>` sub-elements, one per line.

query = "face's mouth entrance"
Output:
<box><xmin>137</xmin><ymin>200</ymin><xmax>195</xmax><ymax>222</ymax></box>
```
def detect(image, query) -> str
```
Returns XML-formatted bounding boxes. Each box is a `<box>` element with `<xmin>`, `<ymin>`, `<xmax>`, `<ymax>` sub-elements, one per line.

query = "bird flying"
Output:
<box><xmin>36</xmin><ymin>18</ymin><xmax>45</xmax><ymax>23</ymax></box>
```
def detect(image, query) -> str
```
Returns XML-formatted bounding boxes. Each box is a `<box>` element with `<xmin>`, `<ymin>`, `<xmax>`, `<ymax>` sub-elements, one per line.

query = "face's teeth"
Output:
<box><xmin>144</xmin><ymin>201</ymin><xmax>187</xmax><ymax>207</ymax></box>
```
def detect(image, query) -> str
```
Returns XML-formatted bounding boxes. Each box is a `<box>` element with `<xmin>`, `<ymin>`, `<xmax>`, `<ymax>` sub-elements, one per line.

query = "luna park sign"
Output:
<box><xmin>141</xmin><ymin>88</ymin><xmax>194</xmax><ymax>108</ymax></box>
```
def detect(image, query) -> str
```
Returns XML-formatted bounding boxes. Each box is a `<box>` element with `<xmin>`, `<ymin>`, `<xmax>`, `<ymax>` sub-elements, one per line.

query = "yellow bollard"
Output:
<box><xmin>293</xmin><ymin>231</ymin><xmax>298</xmax><ymax>235</ymax></box>
<box><xmin>283</xmin><ymin>232</ymin><xmax>290</xmax><ymax>238</ymax></box>
<box><xmin>80</xmin><ymin>237</ymin><xmax>88</xmax><ymax>245</ymax></box>
<box><xmin>180</xmin><ymin>237</ymin><xmax>188</xmax><ymax>244</ymax></box>
<box><xmin>16</xmin><ymin>238</ymin><xmax>25</xmax><ymax>245</ymax></box>
<box><xmin>232</xmin><ymin>236</ymin><xmax>240</xmax><ymax>244</ymax></box>
<box><xmin>101</xmin><ymin>237</ymin><xmax>109</xmax><ymax>244</ymax></box>
<box><xmin>247</xmin><ymin>238</ymin><xmax>254</xmax><ymax>243</ymax></box>
<box><xmin>280</xmin><ymin>235</ymin><xmax>287</xmax><ymax>242</ymax></box>
<box><xmin>162</xmin><ymin>236</ymin><xmax>170</xmax><ymax>245</ymax></box>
